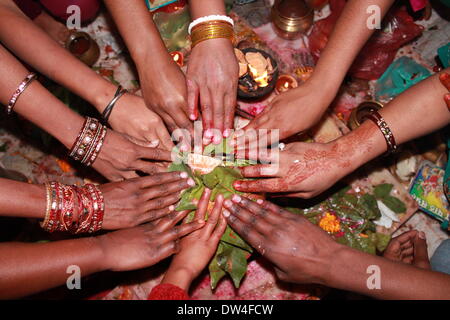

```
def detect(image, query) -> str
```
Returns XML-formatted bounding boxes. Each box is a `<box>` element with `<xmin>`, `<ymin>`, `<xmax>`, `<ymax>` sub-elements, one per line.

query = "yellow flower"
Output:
<box><xmin>319</xmin><ymin>213</ymin><xmax>341</xmax><ymax>234</ymax></box>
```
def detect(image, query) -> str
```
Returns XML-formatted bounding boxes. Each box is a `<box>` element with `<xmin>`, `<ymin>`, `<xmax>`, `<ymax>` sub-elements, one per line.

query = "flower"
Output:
<box><xmin>319</xmin><ymin>212</ymin><xmax>341</xmax><ymax>234</ymax></box>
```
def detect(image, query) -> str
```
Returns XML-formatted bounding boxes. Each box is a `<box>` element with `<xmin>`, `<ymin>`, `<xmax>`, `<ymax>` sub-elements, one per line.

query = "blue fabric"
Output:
<box><xmin>431</xmin><ymin>239</ymin><xmax>450</xmax><ymax>275</ymax></box>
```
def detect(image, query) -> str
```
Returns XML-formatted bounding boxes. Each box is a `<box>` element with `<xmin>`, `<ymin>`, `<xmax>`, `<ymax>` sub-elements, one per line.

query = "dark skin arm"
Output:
<box><xmin>0</xmin><ymin>211</ymin><xmax>205</xmax><ymax>299</ymax></box>
<box><xmin>222</xmin><ymin>196</ymin><xmax>450</xmax><ymax>300</ymax></box>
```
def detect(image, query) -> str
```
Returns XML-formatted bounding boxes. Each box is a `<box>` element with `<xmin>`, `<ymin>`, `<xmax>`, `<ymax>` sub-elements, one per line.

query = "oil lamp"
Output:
<box><xmin>275</xmin><ymin>74</ymin><xmax>298</xmax><ymax>94</ymax></box>
<box><xmin>170</xmin><ymin>51</ymin><xmax>184</xmax><ymax>67</ymax></box>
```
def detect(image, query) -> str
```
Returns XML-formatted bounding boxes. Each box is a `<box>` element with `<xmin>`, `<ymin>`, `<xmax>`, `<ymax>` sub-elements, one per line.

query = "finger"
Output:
<box><xmin>211</xmin><ymin>215</ymin><xmax>227</xmax><ymax>241</ymax></box>
<box><xmin>200</xmin><ymin>87</ymin><xmax>213</xmax><ymax>137</ymax></box>
<box><xmin>439</xmin><ymin>72</ymin><xmax>450</xmax><ymax>91</ymax></box>
<box><xmin>225</xmin><ymin>196</ymin><xmax>273</xmax><ymax>234</ymax></box>
<box><xmin>153</xmin><ymin>240</ymin><xmax>180</xmax><ymax>259</ymax></box>
<box><xmin>187</xmin><ymin>79</ymin><xmax>200</xmax><ymax>121</ymax></box>
<box><xmin>143</xmin><ymin>193</ymin><xmax>183</xmax><ymax>212</ymax></box>
<box><xmin>154</xmin><ymin>210</ymin><xmax>190</xmax><ymax>232</ymax></box>
<box><xmin>394</xmin><ymin>230</ymin><xmax>418</xmax><ymax>245</ymax></box>
<box><xmin>134</xmin><ymin>160</ymin><xmax>168</xmax><ymax>175</ymax></box>
<box><xmin>211</xmin><ymin>88</ymin><xmax>225</xmax><ymax>136</ymax></box>
<box><xmin>138</xmin><ymin>206</ymin><xmax>176</xmax><ymax>224</ymax></box>
<box><xmin>194</xmin><ymin>188</ymin><xmax>212</xmax><ymax>221</ymax></box>
<box><xmin>172</xmin><ymin>106</ymin><xmax>194</xmax><ymax>133</ymax></box>
<box><xmin>141</xmin><ymin>177</ymin><xmax>195</xmax><ymax>200</ymax></box>
<box><xmin>445</xmin><ymin>93</ymin><xmax>450</xmax><ymax>110</ymax></box>
<box><xmin>155</xmin><ymin>125</ymin><xmax>175</xmax><ymax>151</ymax></box>
<box><xmin>157</xmin><ymin>220</ymin><xmax>206</xmax><ymax>243</ymax></box>
<box><xmin>222</xmin><ymin>207</ymin><xmax>264</xmax><ymax>247</ymax></box>
<box><xmin>233</xmin><ymin>178</ymin><xmax>289</xmax><ymax>193</ymax></box>
<box><xmin>223</xmin><ymin>93</ymin><xmax>236</xmax><ymax>138</ymax></box>
<box><xmin>401</xmin><ymin>246</ymin><xmax>414</xmax><ymax>257</ymax></box>
<box><xmin>136</xmin><ymin>146</ymin><xmax>172</xmax><ymax>162</ymax></box>
<box><xmin>159</xmin><ymin>112</ymin><xmax>179</xmax><ymax>133</ymax></box>
<box><xmin>203</xmin><ymin>194</ymin><xmax>224</xmax><ymax>236</ymax></box>
<box><xmin>413</xmin><ymin>232</ymin><xmax>431</xmax><ymax>269</ymax></box>
<box><xmin>239</xmin><ymin>164</ymin><xmax>280</xmax><ymax>178</ymax></box>
<box><xmin>233</xmin><ymin>196</ymin><xmax>280</xmax><ymax>225</ymax></box>
<box><xmin>138</xmin><ymin>171</ymin><xmax>186</xmax><ymax>188</ymax></box>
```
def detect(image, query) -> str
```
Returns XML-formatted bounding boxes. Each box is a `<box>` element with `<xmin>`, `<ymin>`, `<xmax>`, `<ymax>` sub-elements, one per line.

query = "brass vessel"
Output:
<box><xmin>271</xmin><ymin>0</ymin><xmax>314</xmax><ymax>40</ymax></box>
<box><xmin>65</xmin><ymin>31</ymin><xmax>100</xmax><ymax>67</ymax></box>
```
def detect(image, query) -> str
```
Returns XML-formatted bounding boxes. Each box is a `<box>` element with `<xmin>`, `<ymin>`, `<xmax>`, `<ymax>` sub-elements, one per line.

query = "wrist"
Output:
<box><xmin>162</xmin><ymin>265</ymin><xmax>197</xmax><ymax>291</ymax></box>
<box><xmin>83</xmin><ymin>236</ymin><xmax>110</xmax><ymax>273</ymax></box>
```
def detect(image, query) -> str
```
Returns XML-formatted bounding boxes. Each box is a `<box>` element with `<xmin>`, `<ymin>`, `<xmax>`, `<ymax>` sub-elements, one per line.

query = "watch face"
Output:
<box><xmin>145</xmin><ymin>0</ymin><xmax>179</xmax><ymax>11</ymax></box>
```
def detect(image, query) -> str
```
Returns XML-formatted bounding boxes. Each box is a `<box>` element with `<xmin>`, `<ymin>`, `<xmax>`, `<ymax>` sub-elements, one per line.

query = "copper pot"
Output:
<box><xmin>271</xmin><ymin>0</ymin><xmax>314</xmax><ymax>40</ymax></box>
<box><xmin>65</xmin><ymin>31</ymin><xmax>100</xmax><ymax>67</ymax></box>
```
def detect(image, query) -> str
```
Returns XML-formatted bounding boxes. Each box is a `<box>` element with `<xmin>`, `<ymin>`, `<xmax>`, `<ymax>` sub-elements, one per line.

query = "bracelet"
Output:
<box><xmin>40</xmin><ymin>182</ymin><xmax>105</xmax><ymax>234</ymax></box>
<box><xmin>69</xmin><ymin>117</ymin><xmax>107</xmax><ymax>166</ymax></box>
<box><xmin>190</xmin><ymin>21</ymin><xmax>234</xmax><ymax>48</ymax></box>
<box><xmin>188</xmin><ymin>15</ymin><xmax>234</xmax><ymax>35</ymax></box>
<box><xmin>363</xmin><ymin>110</ymin><xmax>397</xmax><ymax>155</ymax></box>
<box><xmin>101</xmin><ymin>85</ymin><xmax>128</xmax><ymax>125</ymax></box>
<box><xmin>7</xmin><ymin>73</ymin><xmax>37</xmax><ymax>115</ymax></box>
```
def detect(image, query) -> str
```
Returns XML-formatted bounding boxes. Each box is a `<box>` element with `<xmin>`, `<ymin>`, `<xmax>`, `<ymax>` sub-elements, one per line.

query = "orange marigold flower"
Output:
<box><xmin>319</xmin><ymin>213</ymin><xmax>341</xmax><ymax>234</ymax></box>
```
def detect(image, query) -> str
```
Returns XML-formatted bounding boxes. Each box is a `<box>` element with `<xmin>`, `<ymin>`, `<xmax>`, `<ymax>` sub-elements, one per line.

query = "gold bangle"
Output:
<box><xmin>190</xmin><ymin>21</ymin><xmax>234</xmax><ymax>48</ymax></box>
<box><xmin>191</xmin><ymin>20</ymin><xmax>233</xmax><ymax>33</ymax></box>
<box><xmin>40</xmin><ymin>183</ymin><xmax>52</xmax><ymax>228</ymax></box>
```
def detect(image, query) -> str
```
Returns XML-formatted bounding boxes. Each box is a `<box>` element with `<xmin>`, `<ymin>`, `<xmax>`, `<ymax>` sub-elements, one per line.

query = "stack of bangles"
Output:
<box><xmin>189</xmin><ymin>15</ymin><xmax>235</xmax><ymax>48</ymax></box>
<box><xmin>69</xmin><ymin>117</ymin><xmax>107</xmax><ymax>166</ymax></box>
<box><xmin>41</xmin><ymin>182</ymin><xmax>104</xmax><ymax>234</ymax></box>
<box><xmin>363</xmin><ymin>110</ymin><xmax>398</xmax><ymax>155</ymax></box>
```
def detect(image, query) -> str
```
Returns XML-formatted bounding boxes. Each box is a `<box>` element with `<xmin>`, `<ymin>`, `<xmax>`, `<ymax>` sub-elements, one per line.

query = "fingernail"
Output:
<box><xmin>197</xmin><ymin>220</ymin><xmax>206</xmax><ymax>225</ymax></box>
<box><xmin>445</xmin><ymin>93</ymin><xmax>450</xmax><ymax>100</ymax></box>
<box><xmin>187</xmin><ymin>178</ymin><xmax>196</xmax><ymax>187</ymax></box>
<box><xmin>180</xmin><ymin>144</ymin><xmax>189</xmax><ymax>152</ymax></box>
<box><xmin>257</xmin><ymin>199</ymin><xmax>264</xmax><ymax>205</ymax></box>
<box><xmin>224</xmin><ymin>199</ymin><xmax>233</xmax><ymax>208</ymax></box>
<box><xmin>205</xmin><ymin>129</ymin><xmax>213</xmax><ymax>138</ymax></box>
<box><xmin>192</xmin><ymin>199</ymin><xmax>199</xmax><ymax>205</ymax></box>
<box><xmin>232</xmin><ymin>194</ymin><xmax>241</xmax><ymax>203</ymax></box>
<box><xmin>223</xmin><ymin>209</ymin><xmax>230</xmax><ymax>218</ymax></box>
<box><xmin>419</xmin><ymin>232</ymin><xmax>426</xmax><ymax>240</ymax></box>
<box><xmin>233</xmin><ymin>181</ymin><xmax>242</xmax><ymax>189</ymax></box>
<box><xmin>212</xmin><ymin>134</ymin><xmax>222</xmax><ymax>145</ymax></box>
<box><xmin>180</xmin><ymin>172</ymin><xmax>188</xmax><ymax>178</ymax></box>
<box><xmin>169</xmin><ymin>205</ymin><xmax>175</xmax><ymax>211</ymax></box>
<box><xmin>223</xmin><ymin>129</ymin><xmax>231</xmax><ymax>138</ymax></box>
<box><xmin>190</xmin><ymin>114</ymin><xmax>197</xmax><ymax>121</ymax></box>
<box><xmin>203</xmin><ymin>137</ymin><xmax>211</xmax><ymax>145</ymax></box>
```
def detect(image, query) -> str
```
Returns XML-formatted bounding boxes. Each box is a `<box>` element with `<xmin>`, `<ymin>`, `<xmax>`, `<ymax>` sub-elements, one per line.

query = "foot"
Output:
<box><xmin>383</xmin><ymin>230</ymin><xmax>431</xmax><ymax>269</ymax></box>
<box><xmin>33</xmin><ymin>11</ymin><xmax>70</xmax><ymax>45</ymax></box>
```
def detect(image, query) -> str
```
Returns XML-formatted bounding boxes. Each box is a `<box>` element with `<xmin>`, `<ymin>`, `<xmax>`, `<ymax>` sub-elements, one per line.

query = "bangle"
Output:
<box><xmin>190</xmin><ymin>21</ymin><xmax>234</xmax><ymax>48</ymax></box>
<box><xmin>7</xmin><ymin>73</ymin><xmax>37</xmax><ymax>115</ymax></box>
<box><xmin>188</xmin><ymin>15</ymin><xmax>234</xmax><ymax>35</ymax></box>
<box><xmin>363</xmin><ymin>111</ymin><xmax>397</xmax><ymax>155</ymax></box>
<box><xmin>69</xmin><ymin>117</ymin><xmax>107</xmax><ymax>166</ymax></box>
<box><xmin>101</xmin><ymin>86</ymin><xmax>128</xmax><ymax>125</ymax></box>
<box><xmin>40</xmin><ymin>182</ymin><xmax>105</xmax><ymax>234</ymax></box>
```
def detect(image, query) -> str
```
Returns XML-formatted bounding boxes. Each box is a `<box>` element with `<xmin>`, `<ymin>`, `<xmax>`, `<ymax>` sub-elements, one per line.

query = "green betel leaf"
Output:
<box><xmin>221</xmin><ymin>225</ymin><xmax>253</xmax><ymax>253</ymax></box>
<box><xmin>374</xmin><ymin>183</ymin><xmax>394</xmax><ymax>199</ymax></box>
<box><xmin>209</xmin><ymin>243</ymin><xmax>227</xmax><ymax>289</ymax></box>
<box><xmin>360</xmin><ymin>194</ymin><xmax>381</xmax><ymax>220</ymax></box>
<box><xmin>381</xmin><ymin>195</ymin><xmax>407</xmax><ymax>213</ymax></box>
<box><xmin>217</xmin><ymin>242</ymin><xmax>248</xmax><ymax>288</ymax></box>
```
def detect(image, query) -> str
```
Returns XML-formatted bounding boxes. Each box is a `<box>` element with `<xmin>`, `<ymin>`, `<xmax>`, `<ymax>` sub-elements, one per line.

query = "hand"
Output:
<box><xmin>186</xmin><ymin>38</ymin><xmax>238</xmax><ymax>144</ymax></box>
<box><xmin>96</xmin><ymin>211</ymin><xmax>205</xmax><ymax>272</ymax></box>
<box><xmin>108</xmin><ymin>93</ymin><xmax>174</xmax><ymax>151</ymax></box>
<box><xmin>92</xmin><ymin>129</ymin><xmax>173</xmax><ymax>181</ymax></box>
<box><xmin>162</xmin><ymin>188</ymin><xmax>227</xmax><ymax>289</ymax></box>
<box><xmin>439</xmin><ymin>72</ymin><xmax>450</xmax><ymax>109</ymax></box>
<box><xmin>233</xmin><ymin>141</ymin><xmax>355</xmax><ymax>198</ymax></box>
<box><xmin>222</xmin><ymin>195</ymin><xmax>339</xmax><ymax>284</ymax></box>
<box><xmin>100</xmin><ymin>171</ymin><xmax>196</xmax><ymax>230</ymax></box>
<box><xmin>138</xmin><ymin>57</ymin><xmax>193</xmax><ymax>134</ymax></box>
<box><xmin>232</xmin><ymin>78</ymin><xmax>334</xmax><ymax>150</ymax></box>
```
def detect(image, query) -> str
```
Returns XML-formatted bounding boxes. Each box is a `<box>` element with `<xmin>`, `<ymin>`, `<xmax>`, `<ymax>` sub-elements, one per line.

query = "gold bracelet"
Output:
<box><xmin>190</xmin><ymin>21</ymin><xmax>234</xmax><ymax>48</ymax></box>
<box><xmin>40</xmin><ymin>183</ymin><xmax>52</xmax><ymax>228</ymax></box>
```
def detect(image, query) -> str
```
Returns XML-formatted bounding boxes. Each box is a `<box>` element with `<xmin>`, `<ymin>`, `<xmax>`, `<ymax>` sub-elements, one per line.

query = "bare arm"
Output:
<box><xmin>0</xmin><ymin>179</ymin><xmax>45</xmax><ymax>219</ymax></box>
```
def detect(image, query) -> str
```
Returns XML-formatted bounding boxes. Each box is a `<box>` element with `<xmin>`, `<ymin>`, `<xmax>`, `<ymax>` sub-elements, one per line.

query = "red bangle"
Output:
<box><xmin>7</xmin><ymin>73</ymin><xmax>37</xmax><ymax>114</ymax></box>
<box><xmin>363</xmin><ymin>111</ymin><xmax>397</xmax><ymax>155</ymax></box>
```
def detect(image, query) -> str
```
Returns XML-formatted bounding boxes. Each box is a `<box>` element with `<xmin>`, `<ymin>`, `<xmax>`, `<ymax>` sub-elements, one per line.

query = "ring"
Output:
<box><xmin>278</xmin><ymin>143</ymin><xmax>286</xmax><ymax>151</ymax></box>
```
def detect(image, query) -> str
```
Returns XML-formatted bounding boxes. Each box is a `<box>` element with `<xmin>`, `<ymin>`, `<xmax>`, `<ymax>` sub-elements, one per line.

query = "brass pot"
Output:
<box><xmin>348</xmin><ymin>101</ymin><xmax>384</xmax><ymax>130</ymax></box>
<box><xmin>271</xmin><ymin>0</ymin><xmax>314</xmax><ymax>40</ymax></box>
<box><xmin>65</xmin><ymin>31</ymin><xmax>100</xmax><ymax>67</ymax></box>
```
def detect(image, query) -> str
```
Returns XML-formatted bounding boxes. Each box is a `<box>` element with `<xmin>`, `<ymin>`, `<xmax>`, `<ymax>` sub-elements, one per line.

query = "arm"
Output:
<box><xmin>104</xmin><ymin>0</ymin><xmax>192</xmax><ymax>133</ymax></box>
<box><xmin>222</xmin><ymin>196</ymin><xmax>450</xmax><ymax>300</ymax></box>
<box><xmin>241</xmin><ymin>0</ymin><xmax>396</xmax><ymax>142</ymax></box>
<box><xmin>0</xmin><ymin>213</ymin><xmax>204</xmax><ymax>299</ymax></box>
<box><xmin>0</xmin><ymin>43</ymin><xmax>172</xmax><ymax>181</ymax></box>
<box><xmin>0</xmin><ymin>0</ymin><xmax>173</xmax><ymax>149</ymax></box>
<box><xmin>235</xmin><ymin>70</ymin><xmax>450</xmax><ymax>197</ymax></box>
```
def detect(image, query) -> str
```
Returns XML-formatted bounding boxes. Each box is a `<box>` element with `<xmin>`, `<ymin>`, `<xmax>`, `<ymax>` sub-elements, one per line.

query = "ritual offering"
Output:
<box><xmin>169</xmin><ymin>51</ymin><xmax>184</xmax><ymax>67</ymax></box>
<box><xmin>236</xmin><ymin>48</ymin><xmax>279</xmax><ymax>99</ymax></box>
<box><xmin>275</xmin><ymin>74</ymin><xmax>298</xmax><ymax>94</ymax></box>
<box><xmin>409</xmin><ymin>161</ymin><xmax>450</xmax><ymax>229</ymax></box>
